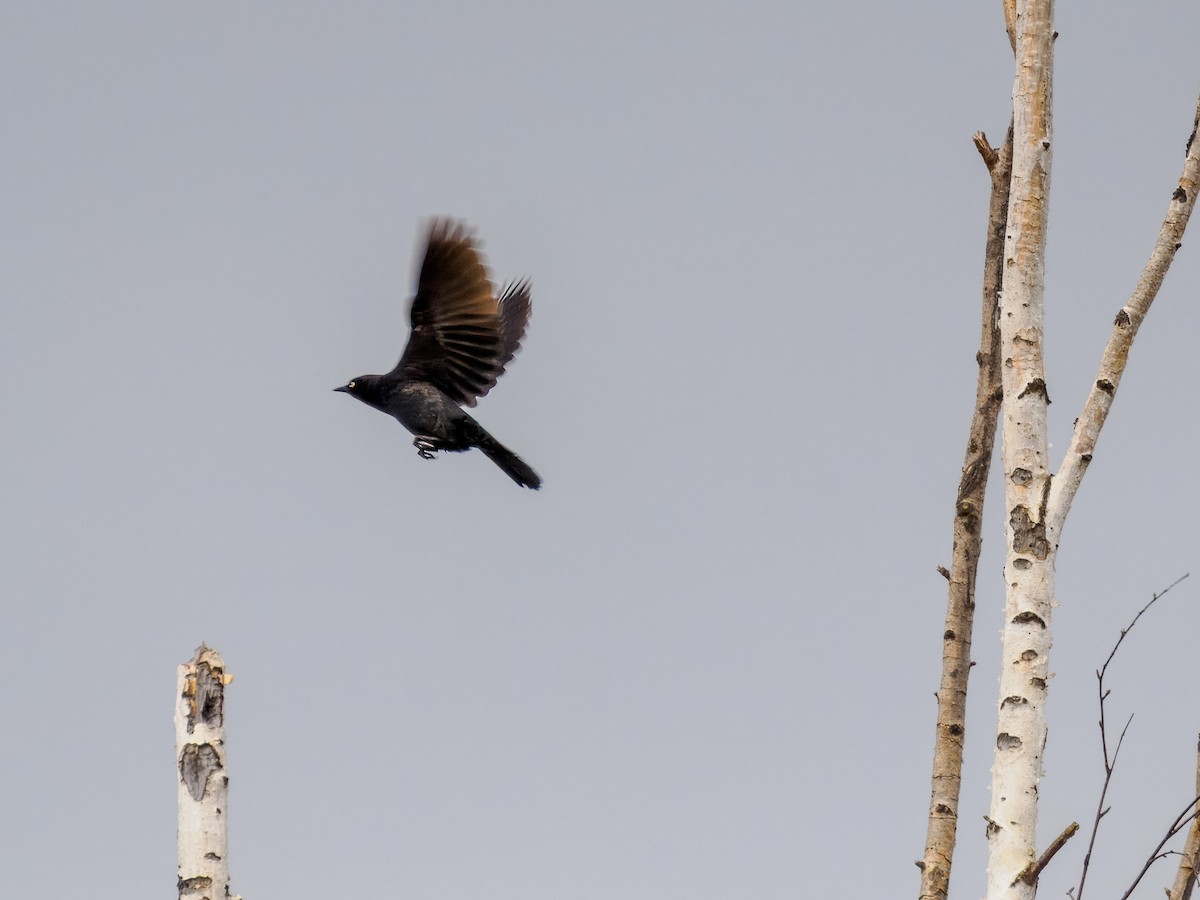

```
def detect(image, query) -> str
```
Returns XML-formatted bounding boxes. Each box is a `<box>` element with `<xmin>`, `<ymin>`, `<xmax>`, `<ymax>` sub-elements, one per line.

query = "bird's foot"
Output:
<box><xmin>414</xmin><ymin>436</ymin><xmax>439</xmax><ymax>460</ymax></box>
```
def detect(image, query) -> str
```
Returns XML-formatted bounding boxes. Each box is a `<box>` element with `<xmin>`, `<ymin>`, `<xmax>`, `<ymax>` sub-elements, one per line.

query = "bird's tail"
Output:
<box><xmin>476</xmin><ymin>432</ymin><xmax>542</xmax><ymax>490</ymax></box>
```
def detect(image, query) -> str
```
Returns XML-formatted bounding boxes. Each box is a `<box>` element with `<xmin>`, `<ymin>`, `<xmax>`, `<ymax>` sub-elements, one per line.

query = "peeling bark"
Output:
<box><xmin>176</xmin><ymin>644</ymin><xmax>236</xmax><ymax>900</ymax></box>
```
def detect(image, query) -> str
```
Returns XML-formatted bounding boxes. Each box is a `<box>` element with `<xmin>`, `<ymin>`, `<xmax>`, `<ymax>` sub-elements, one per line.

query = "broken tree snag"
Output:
<box><xmin>176</xmin><ymin>644</ymin><xmax>237</xmax><ymax>900</ymax></box>
<box><xmin>975</xmin><ymin>131</ymin><xmax>1000</xmax><ymax>171</ymax></box>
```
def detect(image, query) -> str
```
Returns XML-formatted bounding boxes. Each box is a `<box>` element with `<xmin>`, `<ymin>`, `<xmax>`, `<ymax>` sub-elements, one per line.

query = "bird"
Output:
<box><xmin>335</xmin><ymin>218</ymin><xmax>542</xmax><ymax>489</ymax></box>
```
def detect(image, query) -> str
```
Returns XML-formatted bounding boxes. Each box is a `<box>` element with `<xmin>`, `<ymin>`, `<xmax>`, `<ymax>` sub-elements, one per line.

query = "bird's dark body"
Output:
<box><xmin>351</xmin><ymin>378</ymin><xmax>466</xmax><ymax>445</ymax></box>
<box><xmin>336</xmin><ymin>220</ymin><xmax>541</xmax><ymax>489</ymax></box>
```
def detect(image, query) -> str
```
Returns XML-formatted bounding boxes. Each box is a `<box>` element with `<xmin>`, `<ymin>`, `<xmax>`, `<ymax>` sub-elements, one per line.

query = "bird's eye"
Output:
<box><xmin>348</xmin><ymin>381</ymin><xmax>356</xmax><ymax>389</ymax></box>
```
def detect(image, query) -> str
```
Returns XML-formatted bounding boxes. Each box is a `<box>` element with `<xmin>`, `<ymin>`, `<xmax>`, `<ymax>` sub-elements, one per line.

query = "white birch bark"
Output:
<box><xmin>176</xmin><ymin>644</ymin><xmax>237</xmax><ymax>900</ymax></box>
<box><xmin>987</xmin><ymin>1</ymin><xmax>1055</xmax><ymax>898</ymax></box>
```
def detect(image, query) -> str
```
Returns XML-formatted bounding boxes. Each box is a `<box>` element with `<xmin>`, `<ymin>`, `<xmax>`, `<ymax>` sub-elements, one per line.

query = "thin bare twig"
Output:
<box><xmin>1122</xmin><ymin>794</ymin><xmax>1200</xmax><ymax>900</ymax></box>
<box><xmin>1074</xmin><ymin>574</ymin><xmax>1190</xmax><ymax>900</ymax></box>
<box><xmin>1100</xmin><ymin>573</ymin><xmax>1189</xmax><ymax>678</ymax></box>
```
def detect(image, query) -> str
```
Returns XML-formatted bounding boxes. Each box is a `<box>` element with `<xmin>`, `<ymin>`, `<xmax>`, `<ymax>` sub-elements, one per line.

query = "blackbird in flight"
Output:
<box><xmin>335</xmin><ymin>219</ymin><xmax>541</xmax><ymax>489</ymax></box>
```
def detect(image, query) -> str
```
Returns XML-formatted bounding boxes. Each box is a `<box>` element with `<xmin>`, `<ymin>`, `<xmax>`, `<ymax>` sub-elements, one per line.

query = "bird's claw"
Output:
<box><xmin>414</xmin><ymin>437</ymin><xmax>438</xmax><ymax>460</ymax></box>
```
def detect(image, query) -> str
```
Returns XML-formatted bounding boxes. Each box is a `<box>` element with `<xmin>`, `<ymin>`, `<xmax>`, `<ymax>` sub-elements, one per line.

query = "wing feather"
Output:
<box><xmin>393</xmin><ymin>219</ymin><xmax>532</xmax><ymax>407</ymax></box>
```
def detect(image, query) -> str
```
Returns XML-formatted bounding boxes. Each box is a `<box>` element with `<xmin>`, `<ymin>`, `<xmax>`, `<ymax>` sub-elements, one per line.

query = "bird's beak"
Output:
<box><xmin>333</xmin><ymin>385</ymin><xmax>349</xmax><ymax>393</ymax></box>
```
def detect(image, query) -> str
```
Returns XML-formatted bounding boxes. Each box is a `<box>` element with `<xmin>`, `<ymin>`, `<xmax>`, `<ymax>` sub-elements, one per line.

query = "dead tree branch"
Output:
<box><xmin>917</xmin><ymin>124</ymin><xmax>1012</xmax><ymax>900</ymax></box>
<box><xmin>1011</xmin><ymin>821</ymin><xmax>1079</xmax><ymax>887</ymax></box>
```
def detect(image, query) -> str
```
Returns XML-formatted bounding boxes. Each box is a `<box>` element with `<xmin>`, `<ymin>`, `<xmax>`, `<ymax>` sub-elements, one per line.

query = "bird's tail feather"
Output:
<box><xmin>477</xmin><ymin>433</ymin><xmax>542</xmax><ymax>490</ymax></box>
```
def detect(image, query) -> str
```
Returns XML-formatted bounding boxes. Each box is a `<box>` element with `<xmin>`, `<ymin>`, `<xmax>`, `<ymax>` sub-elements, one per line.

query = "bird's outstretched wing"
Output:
<box><xmin>393</xmin><ymin>219</ymin><xmax>531</xmax><ymax>407</ymax></box>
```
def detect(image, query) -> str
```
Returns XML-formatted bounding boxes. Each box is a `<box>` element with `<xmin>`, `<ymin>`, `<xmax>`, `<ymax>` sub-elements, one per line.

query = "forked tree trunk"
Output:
<box><xmin>923</xmin><ymin>1</ymin><xmax>1200</xmax><ymax>895</ymax></box>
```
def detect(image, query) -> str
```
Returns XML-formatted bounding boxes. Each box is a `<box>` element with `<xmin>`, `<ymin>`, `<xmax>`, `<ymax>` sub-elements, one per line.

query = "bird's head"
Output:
<box><xmin>334</xmin><ymin>374</ymin><xmax>384</xmax><ymax>406</ymax></box>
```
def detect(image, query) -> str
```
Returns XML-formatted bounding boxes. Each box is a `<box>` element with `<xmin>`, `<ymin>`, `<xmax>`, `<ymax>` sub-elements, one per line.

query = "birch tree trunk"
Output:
<box><xmin>176</xmin><ymin>644</ymin><xmax>236</xmax><ymax>900</ymax></box>
<box><xmin>987</xmin><ymin>1</ymin><xmax>1055</xmax><ymax>897</ymax></box>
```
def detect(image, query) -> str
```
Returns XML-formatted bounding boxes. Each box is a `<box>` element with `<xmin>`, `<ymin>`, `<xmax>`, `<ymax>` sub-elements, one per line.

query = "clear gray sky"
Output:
<box><xmin>3</xmin><ymin>3</ymin><xmax>1199</xmax><ymax>897</ymax></box>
